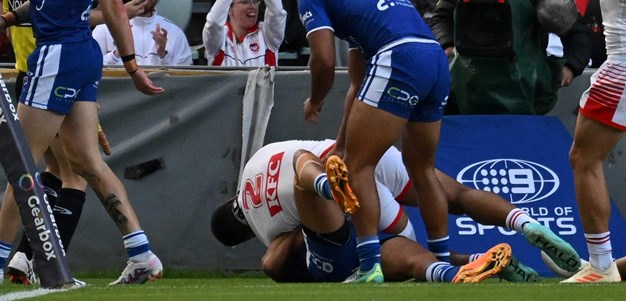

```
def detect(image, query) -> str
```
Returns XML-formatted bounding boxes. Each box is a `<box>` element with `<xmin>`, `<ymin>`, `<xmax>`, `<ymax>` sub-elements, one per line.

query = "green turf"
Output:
<box><xmin>1</xmin><ymin>277</ymin><xmax>625</xmax><ymax>301</ymax></box>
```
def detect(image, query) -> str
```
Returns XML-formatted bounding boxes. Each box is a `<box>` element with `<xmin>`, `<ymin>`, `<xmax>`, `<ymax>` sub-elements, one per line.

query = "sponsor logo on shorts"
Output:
<box><xmin>386</xmin><ymin>86</ymin><xmax>419</xmax><ymax>106</ymax></box>
<box><xmin>54</xmin><ymin>86</ymin><xmax>80</xmax><ymax>99</ymax></box>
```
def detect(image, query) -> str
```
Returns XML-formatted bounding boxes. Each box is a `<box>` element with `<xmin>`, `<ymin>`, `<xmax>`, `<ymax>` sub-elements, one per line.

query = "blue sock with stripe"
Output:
<box><xmin>0</xmin><ymin>241</ymin><xmax>11</xmax><ymax>268</ymax></box>
<box><xmin>123</xmin><ymin>230</ymin><xmax>152</xmax><ymax>261</ymax></box>
<box><xmin>314</xmin><ymin>174</ymin><xmax>333</xmax><ymax>200</ymax></box>
<box><xmin>356</xmin><ymin>236</ymin><xmax>381</xmax><ymax>271</ymax></box>
<box><xmin>425</xmin><ymin>262</ymin><xmax>459</xmax><ymax>282</ymax></box>
<box><xmin>427</xmin><ymin>236</ymin><xmax>450</xmax><ymax>262</ymax></box>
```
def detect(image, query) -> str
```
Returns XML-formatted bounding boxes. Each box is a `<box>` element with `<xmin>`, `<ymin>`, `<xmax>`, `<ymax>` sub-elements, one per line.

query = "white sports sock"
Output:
<box><xmin>468</xmin><ymin>253</ymin><xmax>483</xmax><ymax>263</ymax></box>
<box><xmin>586</xmin><ymin>232</ymin><xmax>613</xmax><ymax>271</ymax></box>
<box><xmin>505</xmin><ymin>208</ymin><xmax>538</xmax><ymax>232</ymax></box>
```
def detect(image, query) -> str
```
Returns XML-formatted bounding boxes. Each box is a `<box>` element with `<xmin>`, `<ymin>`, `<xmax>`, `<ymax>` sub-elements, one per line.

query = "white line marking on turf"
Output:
<box><xmin>0</xmin><ymin>288</ymin><xmax>66</xmax><ymax>301</ymax></box>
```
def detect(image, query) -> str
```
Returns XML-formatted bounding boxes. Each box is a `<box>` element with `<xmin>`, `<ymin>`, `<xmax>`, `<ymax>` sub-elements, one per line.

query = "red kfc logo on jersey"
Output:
<box><xmin>265</xmin><ymin>152</ymin><xmax>284</xmax><ymax>217</ymax></box>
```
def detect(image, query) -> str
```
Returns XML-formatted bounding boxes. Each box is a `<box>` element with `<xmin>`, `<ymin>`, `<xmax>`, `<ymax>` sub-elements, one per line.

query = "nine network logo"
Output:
<box><xmin>456</xmin><ymin>159</ymin><xmax>559</xmax><ymax>205</ymax></box>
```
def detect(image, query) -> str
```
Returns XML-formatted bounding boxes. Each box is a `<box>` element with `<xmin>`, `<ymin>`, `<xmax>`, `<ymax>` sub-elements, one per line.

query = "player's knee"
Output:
<box><xmin>67</xmin><ymin>157</ymin><xmax>106</xmax><ymax>179</ymax></box>
<box><xmin>568</xmin><ymin>146</ymin><xmax>598</xmax><ymax>172</ymax></box>
<box><xmin>261</xmin><ymin>255</ymin><xmax>284</xmax><ymax>281</ymax></box>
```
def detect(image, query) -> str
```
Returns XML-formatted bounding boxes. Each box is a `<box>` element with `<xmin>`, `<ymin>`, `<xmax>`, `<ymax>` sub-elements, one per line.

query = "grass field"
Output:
<box><xmin>1</xmin><ymin>273</ymin><xmax>626</xmax><ymax>301</ymax></box>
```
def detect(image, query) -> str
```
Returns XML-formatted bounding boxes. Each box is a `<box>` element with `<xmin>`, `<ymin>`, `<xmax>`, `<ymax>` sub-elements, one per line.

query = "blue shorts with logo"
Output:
<box><xmin>304</xmin><ymin>224</ymin><xmax>358</xmax><ymax>282</ymax></box>
<box><xmin>20</xmin><ymin>39</ymin><xmax>103</xmax><ymax>115</ymax></box>
<box><xmin>358</xmin><ymin>41</ymin><xmax>450</xmax><ymax>122</ymax></box>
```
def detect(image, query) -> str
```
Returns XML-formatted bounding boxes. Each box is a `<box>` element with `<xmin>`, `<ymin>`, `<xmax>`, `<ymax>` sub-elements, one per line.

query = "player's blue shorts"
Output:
<box><xmin>20</xmin><ymin>39</ymin><xmax>103</xmax><ymax>115</ymax></box>
<box><xmin>358</xmin><ymin>39</ymin><xmax>450</xmax><ymax>122</ymax></box>
<box><xmin>304</xmin><ymin>223</ymin><xmax>358</xmax><ymax>282</ymax></box>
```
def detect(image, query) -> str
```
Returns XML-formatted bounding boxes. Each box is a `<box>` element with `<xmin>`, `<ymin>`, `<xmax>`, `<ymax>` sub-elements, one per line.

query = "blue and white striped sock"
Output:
<box><xmin>123</xmin><ymin>230</ymin><xmax>152</xmax><ymax>261</ymax></box>
<box><xmin>356</xmin><ymin>236</ymin><xmax>381</xmax><ymax>271</ymax></box>
<box><xmin>427</xmin><ymin>236</ymin><xmax>450</xmax><ymax>262</ymax></box>
<box><xmin>469</xmin><ymin>253</ymin><xmax>483</xmax><ymax>263</ymax></box>
<box><xmin>0</xmin><ymin>241</ymin><xmax>11</xmax><ymax>268</ymax></box>
<box><xmin>425</xmin><ymin>262</ymin><xmax>459</xmax><ymax>282</ymax></box>
<box><xmin>314</xmin><ymin>174</ymin><xmax>333</xmax><ymax>200</ymax></box>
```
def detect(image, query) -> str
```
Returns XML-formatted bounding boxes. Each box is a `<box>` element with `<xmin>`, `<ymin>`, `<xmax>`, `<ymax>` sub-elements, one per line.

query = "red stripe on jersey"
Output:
<box><xmin>212</xmin><ymin>50</ymin><xmax>225</xmax><ymax>66</ymax></box>
<box><xmin>265</xmin><ymin>49</ymin><xmax>277</xmax><ymax>66</ymax></box>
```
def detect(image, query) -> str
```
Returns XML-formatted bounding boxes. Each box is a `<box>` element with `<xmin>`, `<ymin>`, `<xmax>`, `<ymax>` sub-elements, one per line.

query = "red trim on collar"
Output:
<box><xmin>226</xmin><ymin>22</ymin><xmax>260</xmax><ymax>43</ymax></box>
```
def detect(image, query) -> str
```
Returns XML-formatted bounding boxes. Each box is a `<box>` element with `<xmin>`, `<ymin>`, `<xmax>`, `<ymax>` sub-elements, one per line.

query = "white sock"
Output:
<box><xmin>468</xmin><ymin>253</ymin><xmax>483</xmax><ymax>263</ymax></box>
<box><xmin>123</xmin><ymin>230</ymin><xmax>153</xmax><ymax>261</ymax></box>
<box><xmin>505</xmin><ymin>208</ymin><xmax>538</xmax><ymax>232</ymax></box>
<box><xmin>586</xmin><ymin>232</ymin><xmax>613</xmax><ymax>271</ymax></box>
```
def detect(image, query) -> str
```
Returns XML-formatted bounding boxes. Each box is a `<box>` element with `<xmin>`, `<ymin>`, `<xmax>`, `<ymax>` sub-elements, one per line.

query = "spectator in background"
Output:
<box><xmin>580</xmin><ymin>0</ymin><xmax>606</xmax><ymax>68</ymax></box>
<box><xmin>430</xmin><ymin>0</ymin><xmax>591</xmax><ymax>115</ymax></box>
<box><xmin>411</xmin><ymin>0</ymin><xmax>436</xmax><ymax>24</ymax></box>
<box><xmin>202</xmin><ymin>0</ymin><xmax>286</xmax><ymax>66</ymax></box>
<box><xmin>92</xmin><ymin>0</ymin><xmax>193</xmax><ymax>66</ymax></box>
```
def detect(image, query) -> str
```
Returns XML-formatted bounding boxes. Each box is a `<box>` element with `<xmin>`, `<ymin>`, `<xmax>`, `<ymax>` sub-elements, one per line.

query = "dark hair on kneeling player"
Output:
<box><xmin>211</xmin><ymin>196</ymin><xmax>255</xmax><ymax>246</ymax></box>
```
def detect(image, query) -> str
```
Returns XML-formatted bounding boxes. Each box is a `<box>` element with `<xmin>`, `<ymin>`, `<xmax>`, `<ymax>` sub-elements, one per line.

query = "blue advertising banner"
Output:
<box><xmin>407</xmin><ymin>115</ymin><xmax>626</xmax><ymax>277</ymax></box>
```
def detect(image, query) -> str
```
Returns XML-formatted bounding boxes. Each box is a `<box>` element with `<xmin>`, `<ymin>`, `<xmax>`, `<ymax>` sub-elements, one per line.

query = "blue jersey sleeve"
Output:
<box><xmin>298</xmin><ymin>0</ymin><xmax>333</xmax><ymax>35</ymax></box>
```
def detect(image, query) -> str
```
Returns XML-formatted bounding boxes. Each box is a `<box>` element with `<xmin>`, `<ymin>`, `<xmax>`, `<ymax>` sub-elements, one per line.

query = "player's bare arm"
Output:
<box><xmin>304</xmin><ymin>28</ymin><xmax>336</xmax><ymax>123</ymax></box>
<box><xmin>99</xmin><ymin>0</ymin><xmax>164</xmax><ymax>95</ymax></box>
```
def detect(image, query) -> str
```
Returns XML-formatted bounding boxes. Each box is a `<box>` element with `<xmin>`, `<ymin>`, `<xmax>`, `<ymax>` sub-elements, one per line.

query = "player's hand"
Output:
<box><xmin>444</xmin><ymin>47</ymin><xmax>454</xmax><ymax>58</ymax></box>
<box><xmin>130</xmin><ymin>68</ymin><xmax>164</xmax><ymax>95</ymax></box>
<box><xmin>304</xmin><ymin>97</ymin><xmax>324</xmax><ymax>123</ymax></box>
<box><xmin>152</xmin><ymin>23</ymin><xmax>168</xmax><ymax>59</ymax></box>
<box><xmin>561</xmin><ymin>66</ymin><xmax>574</xmax><ymax>87</ymax></box>
<box><xmin>125</xmin><ymin>0</ymin><xmax>148</xmax><ymax>19</ymax></box>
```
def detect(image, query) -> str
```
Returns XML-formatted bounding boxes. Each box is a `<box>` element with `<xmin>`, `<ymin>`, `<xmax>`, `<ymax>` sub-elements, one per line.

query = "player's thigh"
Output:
<box><xmin>16</xmin><ymin>104</ymin><xmax>64</xmax><ymax>163</ymax></box>
<box><xmin>59</xmin><ymin>101</ymin><xmax>102</xmax><ymax>165</ymax></box>
<box><xmin>294</xmin><ymin>188</ymin><xmax>345</xmax><ymax>234</ymax></box>
<box><xmin>345</xmin><ymin>100</ymin><xmax>406</xmax><ymax>168</ymax></box>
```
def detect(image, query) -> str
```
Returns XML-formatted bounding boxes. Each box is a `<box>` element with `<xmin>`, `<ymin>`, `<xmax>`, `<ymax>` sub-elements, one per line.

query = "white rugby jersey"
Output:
<box><xmin>92</xmin><ymin>11</ymin><xmax>192</xmax><ymax>66</ymax></box>
<box><xmin>237</xmin><ymin>140</ymin><xmax>411</xmax><ymax>246</ymax></box>
<box><xmin>601</xmin><ymin>0</ymin><xmax>626</xmax><ymax>56</ymax></box>
<box><xmin>202</xmin><ymin>0</ymin><xmax>286</xmax><ymax>66</ymax></box>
